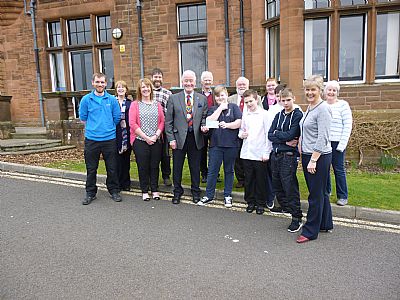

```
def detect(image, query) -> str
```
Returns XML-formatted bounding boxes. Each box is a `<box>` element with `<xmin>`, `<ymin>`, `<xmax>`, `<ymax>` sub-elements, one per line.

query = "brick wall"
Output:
<box><xmin>0</xmin><ymin>0</ymin><xmax>399</xmax><ymax>125</ymax></box>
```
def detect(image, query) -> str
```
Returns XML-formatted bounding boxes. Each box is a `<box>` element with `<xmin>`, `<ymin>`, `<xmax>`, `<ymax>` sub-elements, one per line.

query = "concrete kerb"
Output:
<box><xmin>0</xmin><ymin>161</ymin><xmax>399</xmax><ymax>225</ymax></box>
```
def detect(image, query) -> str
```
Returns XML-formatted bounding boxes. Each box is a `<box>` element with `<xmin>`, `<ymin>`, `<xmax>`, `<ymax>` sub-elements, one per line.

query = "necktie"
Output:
<box><xmin>186</xmin><ymin>94</ymin><xmax>193</xmax><ymax>128</ymax></box>
<box><xmin>239</xmin><ymin>96</ymin><xmax>244</xmax><ymax>112</ymax></box>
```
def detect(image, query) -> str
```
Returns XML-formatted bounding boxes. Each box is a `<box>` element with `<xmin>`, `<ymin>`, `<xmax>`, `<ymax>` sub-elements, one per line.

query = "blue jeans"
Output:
<box><xmin>327</xmin><ymin>141</ymin><xmax>348</xmax><ymax>200</ymax></box>
<box><xmin>206</xmin><ymin>146</ymin><xmax>238</xmax><ymax>199</ymax></box>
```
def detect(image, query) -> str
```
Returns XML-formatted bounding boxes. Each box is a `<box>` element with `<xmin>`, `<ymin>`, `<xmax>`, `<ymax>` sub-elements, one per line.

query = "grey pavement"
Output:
<box><xmin>0</xmin><ymin>161</ymin><xmax>399</xmax><ymax>225</ymax></box>
<box><xmin>0</xmin><ymin>175</ymin><xmax>399</xmax><ymax>299</ymax></box>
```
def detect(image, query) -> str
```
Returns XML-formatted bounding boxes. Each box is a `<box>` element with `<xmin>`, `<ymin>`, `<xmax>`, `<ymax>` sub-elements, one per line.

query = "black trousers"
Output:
<box><xmin>160</xmin><ymin>132</ymin><xmax>171</xmax><ymax>179</ymax></box>
<box><xmin>133</xmin><ymin>139</ymin><xmax>162</xmax><ymax>193</ymax></box>
<box><xmin>271</xmin><ymin>152</ymin><xmax>302</xmax><ymax>220</ymax></box>
<box><xmin>172</xmin><ymin>131</ymin><xmax>202</xmax><ymax>198</ymax></box>
<box><xmin>301</xmin><ymin>153</ymin><xmax>333</xmax><ymax>240</ymax></box>
<box><xmin>234</xmin><ymin>139</ymin><xmax>245</xmax><ymax>183</ymax></box>
<box><xmin>243</xmin><ymin>159</ymin><xmax>268</xmax><ymax>208</ymax></box>
<box><xmin>84</xmin><ymin>138</ymin><xmax>119</xmax><ymax>196</ymax></box>
<box><xmin>200</xmin><ymin>134</ymin><xmax>209</xmax><ymax>178</ymax></box>
<box><xmin>116</xmin><ymin>147</ymin><xmax>132</xmax><ymax>190</ymax></box>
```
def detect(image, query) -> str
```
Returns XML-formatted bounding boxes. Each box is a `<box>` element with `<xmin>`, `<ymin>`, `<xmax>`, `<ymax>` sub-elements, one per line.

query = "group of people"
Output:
<box><xmin>79</xmin><ymin>69</ymin><xmax>352</xmax><ymax>244</ymax></box>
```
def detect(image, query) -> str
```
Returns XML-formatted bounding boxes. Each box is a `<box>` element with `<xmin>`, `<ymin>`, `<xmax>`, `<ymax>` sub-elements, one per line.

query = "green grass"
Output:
<box><xmin>46</xmin><ymin>160</ymin><xmax>400</xmax><ymax>211</ymax></box>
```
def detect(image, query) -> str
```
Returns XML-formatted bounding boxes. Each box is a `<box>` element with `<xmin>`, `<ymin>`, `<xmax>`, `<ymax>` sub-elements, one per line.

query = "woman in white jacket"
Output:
<box><xmin>325</xmin><ymin>80</ymin><xmax>353</xmax><ymax>206</ymax></box>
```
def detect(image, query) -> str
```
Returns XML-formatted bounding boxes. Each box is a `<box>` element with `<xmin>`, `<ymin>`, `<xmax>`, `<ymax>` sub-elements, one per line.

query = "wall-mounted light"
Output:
<box><xmin>112</xmin><ymin>28</ymin><xmax>123</xmax><ymax>40</ymax></box>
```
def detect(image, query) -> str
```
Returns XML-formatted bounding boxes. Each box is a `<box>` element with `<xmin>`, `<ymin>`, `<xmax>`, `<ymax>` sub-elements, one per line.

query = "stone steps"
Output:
<box><xmin>0</xmin><ymin>139</ymin><xmax>63</xmax><ymax>153</ymax></box>
<box><xmin>0</xmin><ymin>145</ymin><xmax>76</xmax><ymax>155</ymax></box>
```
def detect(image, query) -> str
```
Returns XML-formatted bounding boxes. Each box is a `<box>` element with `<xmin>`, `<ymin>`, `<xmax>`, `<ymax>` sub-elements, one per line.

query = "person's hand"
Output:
<box><xmin>307</xmin><ymin>160</ymin><xmax>317</xmax><ymax>174</ymax></box>
<box><xmin>219</xmin><ymin>121</ymin><xmax>228</xmax><ymax>129</ymax></box>
<box><xmin>261</xmin><ymin>155</ymin><xmax>269</xmax><ymax>162</ymax></box>
<box><xmin>219</xmin><ymin>102</ymin><xmax>228</xmax><ymax>110</ymax></box>
<box><xmin>145</xmin><ymin>136</ymin><xmax>155</xmax><ymax>145</ymax></box>
<box><xmin>170</xmin><ymin>141</ymin><xmax>177</xmax><ymax>150</ymax></box>
<box><xmin>286</xmin><ymin>139</ymin><xmax>298</xmax><ymax>147</ymax></box>
<box><xmin>241</xmin><ymin>129</ymin><xmax>248</xmax><ymax>139</ymax></box>
<box><xmin>201</xmin><ymin>126</ymin><xmax>209</xmax><ymax>133</ymax></box>
<box><xmin>149</xmin><ymin>135</ymin><xmax>157</xmax><ymax>143</ymax></box>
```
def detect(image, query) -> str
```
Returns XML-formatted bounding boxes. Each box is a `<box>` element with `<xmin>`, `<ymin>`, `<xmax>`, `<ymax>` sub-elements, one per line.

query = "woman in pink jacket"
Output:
<box><xmin>129</xmin><ymin>78</ymin><xmax>165</xmax><ymax>201</ymax></box>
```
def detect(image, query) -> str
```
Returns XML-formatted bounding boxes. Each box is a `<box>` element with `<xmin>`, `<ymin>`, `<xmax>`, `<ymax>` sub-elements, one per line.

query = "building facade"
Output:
<box><xmin>0</xmin><ymin>0</ymin><xmax>399</xmax><ymax>125</ymax></box>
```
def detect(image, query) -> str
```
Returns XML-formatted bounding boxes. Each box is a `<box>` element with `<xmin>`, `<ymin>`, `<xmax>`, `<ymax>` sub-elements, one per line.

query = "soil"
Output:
<box><xmin>0</xmin><ymin>148</ymin><xmax>84</xmax><ymax>166</ymax></box>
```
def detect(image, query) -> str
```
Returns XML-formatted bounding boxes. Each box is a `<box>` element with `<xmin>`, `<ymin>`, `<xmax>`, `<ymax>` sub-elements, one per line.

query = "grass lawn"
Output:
<box><xmin>46</xmin><ymin>160</ymin><xmax>400</xmax><ymax>211</ymax></box>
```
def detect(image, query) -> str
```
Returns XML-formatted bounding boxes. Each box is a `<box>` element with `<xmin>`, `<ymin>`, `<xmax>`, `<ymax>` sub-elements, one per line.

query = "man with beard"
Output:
<box><xmin>79</xmin><ymin>72</ymin><xmax>122</xmax><ymax>205</ymax></box>
<box><xmin>151</xmin><ymin>68</ymin><xmax>173</xmax><ymax>186</ymax></box>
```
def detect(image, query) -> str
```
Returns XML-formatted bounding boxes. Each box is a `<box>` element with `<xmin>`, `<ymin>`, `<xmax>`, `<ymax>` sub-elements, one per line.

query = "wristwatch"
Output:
<box><xmin>310</xmin><ymin>159</ymin><xmax>317</xmax><ymax>163</ymax></box>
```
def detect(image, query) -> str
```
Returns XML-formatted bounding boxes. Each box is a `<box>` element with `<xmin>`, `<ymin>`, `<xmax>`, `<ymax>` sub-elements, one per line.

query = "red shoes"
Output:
<box><xmin>296</xmin><ymin>235</ymin><xmax>310</xmax><ymax>243</ymax></box>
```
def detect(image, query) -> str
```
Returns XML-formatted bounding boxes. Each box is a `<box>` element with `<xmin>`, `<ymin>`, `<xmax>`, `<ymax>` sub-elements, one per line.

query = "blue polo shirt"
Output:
<box><xmin>79</xmin><ymin>90</ymin><xmax>121</xmax><ymax>141</ymax></box>
<box><xmin>208</xmin><ymin>103</ymin><xmax>242</xmax><ymax>148</ymax></box>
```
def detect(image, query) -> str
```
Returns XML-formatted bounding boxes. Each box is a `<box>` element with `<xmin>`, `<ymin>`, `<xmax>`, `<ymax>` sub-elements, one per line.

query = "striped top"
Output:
<box><xmin>328</xmin><ymin>99</ymin><xmax>353</xmax><ymax>152</ymax></box>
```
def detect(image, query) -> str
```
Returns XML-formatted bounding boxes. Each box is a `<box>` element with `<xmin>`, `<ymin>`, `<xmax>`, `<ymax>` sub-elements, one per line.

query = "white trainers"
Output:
<box><xmin>224</xmin><ymin>196</ymin><xmax>233</xmax><ymax>208</ymax></box>
<box><xmin>197</xmin><ymin>196</ymin><xmax>213</xmax><ymax>206</ymax></box>
<box><xmin>337</xmin><ymin>198</ymin><xmax>348</xmax><ymax>206</ymax></box>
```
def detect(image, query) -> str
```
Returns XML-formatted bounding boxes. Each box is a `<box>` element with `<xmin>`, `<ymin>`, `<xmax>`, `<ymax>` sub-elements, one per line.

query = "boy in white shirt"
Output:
<box><xmin>239</xmin><ymin>89</ymin><xmax>273</xmax><ymax>215</ymax></box>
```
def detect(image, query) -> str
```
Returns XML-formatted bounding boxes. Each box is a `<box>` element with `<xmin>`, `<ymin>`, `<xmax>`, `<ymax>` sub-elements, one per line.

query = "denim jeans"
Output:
<box><xmin>327</xmin><ymin>141</ymin><xmax>348</xmax><ymax>200</ymax></box>
<box><xmin>205</xmin><ymin>146</ymin><xmax>237</xmax><ymax>199</ymax></box>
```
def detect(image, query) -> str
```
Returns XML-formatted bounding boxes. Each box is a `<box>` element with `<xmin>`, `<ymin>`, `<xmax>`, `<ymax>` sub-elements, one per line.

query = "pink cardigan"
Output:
<box><xmin>128</xmin><ymin>100</ymin><xmax>165</xmax><ymax>145</ymax></box>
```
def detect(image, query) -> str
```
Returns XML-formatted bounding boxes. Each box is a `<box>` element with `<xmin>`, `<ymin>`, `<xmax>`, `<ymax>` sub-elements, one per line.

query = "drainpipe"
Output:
<box><xmin>29</xmin><ymin>0</ymin><xmax>45</xmax><ymax>126</ymax></box>
<box><xmin>224</xmin><ymin>0</ymin><xmax>230</xmax><ymax>86</ymax></box>
<box><xmin>239</xmin><ymin>0</ymin><xmax>245</xmax><ymax>77</ymax></box>
<box><xmin>136</xmin><ymin>0</ymin><xmax>144</xmax><ymax>78</ymax></box>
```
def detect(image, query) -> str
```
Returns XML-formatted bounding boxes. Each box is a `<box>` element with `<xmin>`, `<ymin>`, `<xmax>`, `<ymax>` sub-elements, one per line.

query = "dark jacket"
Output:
<box><xmin>268</xmin><ymin>107</ymin><xmax>303</xmax><ymax>154</ymax></box>
<box><xmin>116</xmin><ymin>98</ymin><xmax>132</xmax><ymax>151</ymax></box>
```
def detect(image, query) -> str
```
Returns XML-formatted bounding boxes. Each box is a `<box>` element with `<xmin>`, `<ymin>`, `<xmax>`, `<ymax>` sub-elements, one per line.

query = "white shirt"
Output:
<box><xmin>239</xmin><ymin>107</ymin><xmax>272</xmax><ymax>161</ymax></box>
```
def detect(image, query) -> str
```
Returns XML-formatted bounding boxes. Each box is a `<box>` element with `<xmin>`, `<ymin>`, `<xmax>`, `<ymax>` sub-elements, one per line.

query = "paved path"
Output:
<box><xmin>1</xmin><ymin>174</ymin><xmax>399</xmax><ymax>299</ymax></box>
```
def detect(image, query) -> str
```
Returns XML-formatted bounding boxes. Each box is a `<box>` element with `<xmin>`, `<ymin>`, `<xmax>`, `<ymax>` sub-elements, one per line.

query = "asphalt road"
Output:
<box><xmin>1</xmin><ymin>174</ymin><xmax>399</xmax><ymax>300</ymax></box>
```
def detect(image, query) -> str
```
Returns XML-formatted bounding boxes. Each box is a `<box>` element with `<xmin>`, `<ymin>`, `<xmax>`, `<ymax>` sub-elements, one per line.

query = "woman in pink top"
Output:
<box><xmin>129</xmin><ymin>78</ymin><xmax>165</xmax><ymax>201</ymax></box>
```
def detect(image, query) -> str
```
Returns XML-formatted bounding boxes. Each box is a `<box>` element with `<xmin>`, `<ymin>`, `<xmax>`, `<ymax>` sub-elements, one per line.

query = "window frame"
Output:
<box><xmin>176</xmin><ymin>3</ymin><xmax>208</xmax><ymax>87</ymax></box>
<box><xmin>338</xmin><ymin>13</ymin><xmax>367</xmax><ymax>83</ymax></box>
<box><xmin>45</xmin><ymin>14</ymin><xmax>113</xmax><ymax>93</ymax></box>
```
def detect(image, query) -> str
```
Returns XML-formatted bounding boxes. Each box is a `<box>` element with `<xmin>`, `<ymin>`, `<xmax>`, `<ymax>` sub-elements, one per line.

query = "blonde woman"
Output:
<box><xmin>129</xmin><ymin>78</ymin><xmax>164</xmax><ymax>201</ymax></box>
<box><xmin>297</xmin><ymin>75</ymin><xmax>333</xmax><ymax>243</ymax></box>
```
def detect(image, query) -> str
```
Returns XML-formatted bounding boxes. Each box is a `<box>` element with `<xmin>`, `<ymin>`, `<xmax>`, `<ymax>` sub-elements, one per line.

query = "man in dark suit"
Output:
<box><xmin>165</xmin><ymin>70</ymin><xmax>208</xmax><ymax>204</ymax></box>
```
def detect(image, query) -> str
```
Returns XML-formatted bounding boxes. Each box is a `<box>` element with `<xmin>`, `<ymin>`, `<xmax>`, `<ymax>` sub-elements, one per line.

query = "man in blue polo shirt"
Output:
<box><xmin>79</xmin><ymin>72</ymin><xmax>122</xmax><ymax>205</ymax></box>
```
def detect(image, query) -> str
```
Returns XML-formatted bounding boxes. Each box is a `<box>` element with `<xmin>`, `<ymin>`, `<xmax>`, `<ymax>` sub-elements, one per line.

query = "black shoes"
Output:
<box><xmin>172</xmin><ymin>196</ymin><xmax>181</xmax><ymax>204</ymax></box>
<box><xmin>246</xmin><ymin>204</ymin><xmax>255</xmax><ymax>213</ymax></box>
<box><xmin>256</xmin><ymin>207</ymin><xmax>265</xmax><ymax>215</ymax></box>
<box><xmin>82</xmin><ymin>195</ymin><xmax>96</xmax><ymax>205</ymax></box>
<box><xmin>288</xmin><ymin>219</ymin><xmax>303</xmax><ymax>233</ymax></box>
<box><xmin>192</xmin><ymin>197</ymin><xmax>201</xmax><ymax>204</ymax></box>
<box><xmin>110</xmin><ymin>193</ymin><xmax>122</xmax><ymax>202</ymax></box>
<box><xmin>201</xmin><ymin>176</ymin><xmax>207</xmax><ymax>183</ymax></box>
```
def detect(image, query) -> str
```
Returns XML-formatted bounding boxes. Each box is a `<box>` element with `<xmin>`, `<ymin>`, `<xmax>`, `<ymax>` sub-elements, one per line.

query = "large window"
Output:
<box><xmin>266</xmin><ymin>25</ymin><xmax>280</xmax><ymax>79</ymax></box>
<box><xmin>339</xmin><ymin>15</ymin><xmax>365</xmax><ymax>81</ymax></box>
<box><xmin>46</xmin><ymin>15</ymin><xmax>113</xmax><ymax>95</ymax></box>
<box><xmin>375</xmin><ymin>12</ymin><xmax>399</xmax><ymax>80</ymax></box>
<box><xmin>177</xmin><ymin>4</ymin><xmax>207</xmax><ymax>86</ymax></box>
<box><xmin>304</xmin><ymin>18</ymin><xmax>329</xmax><ymax>80</ymax></box>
